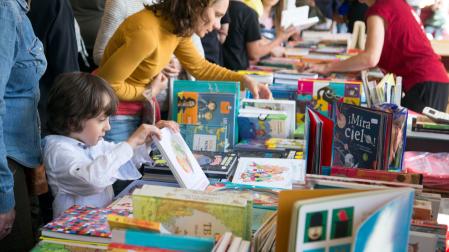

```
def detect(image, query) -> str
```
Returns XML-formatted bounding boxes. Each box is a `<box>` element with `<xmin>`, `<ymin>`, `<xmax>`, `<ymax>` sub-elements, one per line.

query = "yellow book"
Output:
<box><xmin>107</xmin><ymin>215</ymin><xmax>161</xmax><ymax>232</ymax></box>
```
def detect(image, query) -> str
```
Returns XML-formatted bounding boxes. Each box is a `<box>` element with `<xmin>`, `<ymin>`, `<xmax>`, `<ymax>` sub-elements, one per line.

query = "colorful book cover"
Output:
<box><xmin>172</xmin><ymin>80</ymin><xmax>240</xmax><ymax>145</ymax></box>
<box><xmin>297</xmin><ymin>79</ymin><xmax>362</xmax><ymax>125</ymax></box>
<box><xmin>132</xmin><ymin>185</ymin><xmax>252</xmax><ymax>240</ymax></box>
<box><xmin>332</xmin><ymin>102</ymin><xmax>388</xmax><ymax>170</ymax></box>
<box><xmin>152</xmin><ymin>128</ymin><xmax>210</xmax><ymax>191</ymax></box>
<box><xmin>193</xmin><ymin>151</ymin><xmax>238</xmax><ymax>178</ymax></box>
<box><xmin>180</xmin><ymin>124</ymin><xmax>228</xmax><ymax>152</ymax></box>
<box><xmin>107</xmin><ymin>215</ymin><xmax>161</xmax><ymax>232</ymax></box>
<box><xmin>41</xmin><ymin>205</ymin><xmax>130</xmax><ymax>242</ymax></box>
<box><xmin>232</xmin><ymin>157</ymin><xmax>305</xmax><ymax>189</ymax></box>
<box><xmin>238</xmin><ymin>109</ymin><xmax>289</xmax><ymax>140</ymax></box>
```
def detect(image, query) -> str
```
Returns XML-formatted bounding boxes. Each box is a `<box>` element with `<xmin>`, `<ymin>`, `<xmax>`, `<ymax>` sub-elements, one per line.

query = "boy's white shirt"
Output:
<box><xmin>43</xmin><ymin>135</ymin><xmax>148</xmax><ymax>218</ymax></box>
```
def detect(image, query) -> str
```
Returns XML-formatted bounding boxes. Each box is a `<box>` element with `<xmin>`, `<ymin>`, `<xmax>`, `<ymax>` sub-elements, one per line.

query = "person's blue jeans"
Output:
<box><xmin>104</xmin><ymin>115</ymin><xmax>142</xmax><ymax>143</ymax></box>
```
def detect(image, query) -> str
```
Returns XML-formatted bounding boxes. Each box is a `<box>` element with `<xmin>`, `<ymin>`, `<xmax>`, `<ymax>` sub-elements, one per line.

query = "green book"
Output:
<box><xmin>132</xmin><ymin>185</ymin><xmax>253</xmax><ymax>240</ymax></box>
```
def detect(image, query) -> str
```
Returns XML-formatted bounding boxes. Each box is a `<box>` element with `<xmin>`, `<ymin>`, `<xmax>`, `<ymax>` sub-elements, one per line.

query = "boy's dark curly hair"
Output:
<box><xmin>147</xmin><ymin>0</ymin><xmax>219</xmax><ymax>37</ymax></box>
<box><xmin>47</xmin><ymin>72</ymin><xmax>118</xmax><ymax>136</ymax></box>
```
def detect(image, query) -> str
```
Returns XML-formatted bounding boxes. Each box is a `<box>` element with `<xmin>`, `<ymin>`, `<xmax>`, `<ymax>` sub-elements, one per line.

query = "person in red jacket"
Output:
<box><xmin>308</xmin><ymin>0</ymin><xmax>449</xmax><ymax>113</ymax></box>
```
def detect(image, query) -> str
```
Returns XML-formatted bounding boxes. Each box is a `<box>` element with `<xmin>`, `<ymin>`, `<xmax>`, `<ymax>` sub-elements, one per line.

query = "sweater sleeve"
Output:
<box><xmin>97</xmin><ymin>28</ymin><xmax>156</xmax><ymax>101</ymax></box>
<box><xmin>174</xmin><ymin>36</ymin><xmax>246</xmax><ymax>90</ymax></box>
<box><xmin>93</xmin><ymin>0</ymin><xmax>128</xmax><ymax>65</ymax></box>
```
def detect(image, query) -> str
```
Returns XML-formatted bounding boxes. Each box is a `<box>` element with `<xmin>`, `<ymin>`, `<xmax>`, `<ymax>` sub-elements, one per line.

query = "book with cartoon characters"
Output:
<box><xmin>238</xmin><ymin>108</ymin><xmax>290</xmax><ymax>140</ymax></box>
<box><xmin>231</xmin><ymin>157</ymin><xmax>305</xmax><ymax>189</ymax></box>
<box><xmin>152</xmin><ymin>128</ymin><xmax>210</xmax><ymax>191</ymax></box>
<box><xmin>275</xmin><ymin>188</ymin><xmax>414</xmax><ymax>252</ymax></box>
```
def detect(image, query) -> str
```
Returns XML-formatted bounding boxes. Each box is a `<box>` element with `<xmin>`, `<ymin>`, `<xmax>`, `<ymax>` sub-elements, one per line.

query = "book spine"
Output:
<box><xmin>330</xmin><ymin>166</ymin><xmax>422</xmax><ymax>185</ymax></box>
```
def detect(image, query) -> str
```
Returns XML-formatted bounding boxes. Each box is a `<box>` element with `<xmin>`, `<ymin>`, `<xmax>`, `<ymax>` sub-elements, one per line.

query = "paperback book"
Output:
<box><xmin>238</xmin><ymin>108</ymin><xmax>289</xmax><ymax>140</ymax></box>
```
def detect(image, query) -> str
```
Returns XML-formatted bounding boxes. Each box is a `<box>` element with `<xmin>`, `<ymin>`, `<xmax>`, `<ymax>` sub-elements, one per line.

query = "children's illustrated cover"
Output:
<box><xmin>297</xmin><ymin>79</ymin><xmax>362</xmax><ymax>125</ymax></box>
<box><xmin>180</xmin><ymin>124</ymin><xmax>228</xmax><ymax>152</ymax></box>
<box><xmin>232</xmin><ymin>157</ymin><xmax>305</xmax><ymax>189</ymax></box>
<box><xmin>132</xmin><ymin>185</ymin><xmax>252</xmax><ymax>240</ymax></box>
<box><xmin>332</xmin><ymin>102</ymin><xmax>389</xmax><ymax>170</ymax></box>
<box><xmin>288</xmin><ymin>188</ymin><xmax>414</xmax><ymax>252</ymax></box>
<box><xmin>152</xmin><ymin>128</ymin><xmax>210</xmax><ymax>191</ymax></box>
<box><xmin>172</xmin><ymin>80</ymin><xmax>240</xmax><ymax>145</ymax></box>
<box><xmin>41</xmin><ymin>205</ymin><xmax>130</xmax><ymax>243</ymax></box>
<box><xmin>238</xmin><ymin>109</ymin><xmax>289</xmax><ymax>140</ymax></box>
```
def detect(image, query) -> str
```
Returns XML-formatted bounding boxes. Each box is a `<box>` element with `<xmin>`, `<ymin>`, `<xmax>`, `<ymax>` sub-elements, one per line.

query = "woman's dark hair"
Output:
<box><xmin>47</xmin><ymin>72</ymin><xmax>118</xmax><ymax>135</ymax></box>
<box><xmin>147</xmin><ymin>0</ymin><xmax>218</xmax><ymax>37</ymax></box>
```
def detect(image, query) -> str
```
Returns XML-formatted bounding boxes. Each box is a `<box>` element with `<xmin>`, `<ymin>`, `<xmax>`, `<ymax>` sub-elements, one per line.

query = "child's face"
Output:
<box><xmin>70</xmin><ymin>112</ymin><xmax>111</xmax><ymax>146</ymax></box>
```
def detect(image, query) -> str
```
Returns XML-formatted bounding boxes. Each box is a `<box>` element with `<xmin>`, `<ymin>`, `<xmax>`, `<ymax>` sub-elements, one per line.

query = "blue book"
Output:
<box><xmin>112</xmin><ymin>229</ymin><xmax>215</xmax><ymax>252</ymax></box>
<box><xmin>172</xmin><ymin>80</ymin><xmax>240</xmax><ymax>145</ymax></box>
<box><xmin>238</xmin><ymin>109</ymin><xmax>289</xmax><ymax>140</ymax></box>
<box><xmin>332</xmin><ymin>102</ymin><xmax>391</xmax><ymax>170</ymax></box>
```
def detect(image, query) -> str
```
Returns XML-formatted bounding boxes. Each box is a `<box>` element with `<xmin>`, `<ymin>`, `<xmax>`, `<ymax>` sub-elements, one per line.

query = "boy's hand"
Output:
<box><xmin>156</xmin><ymin>120</ymin><xmax>180</xmax><ymax>133</ymax></box>
<box><xmin>127</xmin><ymin>124</ymin><xmax>161</xmax><ymax>148</ymax></box>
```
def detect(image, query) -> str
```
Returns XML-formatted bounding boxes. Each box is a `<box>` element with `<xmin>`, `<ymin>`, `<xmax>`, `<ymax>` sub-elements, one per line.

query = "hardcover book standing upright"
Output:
<box><xmin>152</xmin><ymin>128</ymin><xmax>210</xmax><ymax>191</ymax></box>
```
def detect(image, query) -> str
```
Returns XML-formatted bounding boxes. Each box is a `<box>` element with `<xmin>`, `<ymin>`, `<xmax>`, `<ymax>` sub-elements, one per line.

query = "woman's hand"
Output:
<box><xmin>127</xmin><ymin>124</ymin><xmax>161</xmax><ymax>148</ymax></box>
<box><xmin>305</xmin><ymin>63</ymin><xmax>331</xmax><ymax>75</ymax></box>
<box><xmin>242</xmin><ymin>75</ymin><xmax>272</xmax><ymax>99</ymax></box>
<box><xmin>149</xmin><ymin>73</ymin><xmax>168</xmax><ymax>97</ymax></box>
<box><xmin>156</xmin><ymin>120</ymin><xmax>180</xmax><ymax>133</ymax></box>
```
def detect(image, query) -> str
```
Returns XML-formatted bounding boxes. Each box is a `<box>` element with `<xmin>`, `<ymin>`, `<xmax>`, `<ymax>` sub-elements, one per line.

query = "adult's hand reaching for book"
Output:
<box><xmin>243</xmin><ymin>76</ymin><xmax>272</xmax><ymax>99</ymax></box>
<box><xmin>0</xmin><ymin>209</ymin><xmax>15</xmax><ymax>240</ymax></box>
<box><xmin>304</xmin><ymin>63</ymin><xmax>331</xmax><ymax>75</ymax></box>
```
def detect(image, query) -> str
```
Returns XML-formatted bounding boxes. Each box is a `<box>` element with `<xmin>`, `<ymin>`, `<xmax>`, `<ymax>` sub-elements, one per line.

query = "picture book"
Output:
<box><xmin>41</xmin><ymin>205</ymin><xmax>131</xmax><ymax>244</ymax></box>
<box><xmin>177</xmin><ymin>92</ymin><xmax>236</xmax><ymax>150</ymax></box>
<box><xmin>232</xmin><ymin>157</ymin><xmax>305</xmax><ymax>189</ymax></box>
<box><xmin>111</xmin><ymin>229</ymin><xmax>215</xmax><ymax>252</ymax></box>
<box><xmin>297</xmin><ymin>79</ymin><xmax>362</xmax><ymax>125</ymax></box>
<box><xmin>132</xmin><ymin>185</ymin><xmax>253</xmax><ymax>239</ymax></box>
<box><xmin>276</xmin><ymin>188</ymin><xmax>414</xmax><ymax>252</ymax></box>
<box><xmin>238</xmin><ymin>108</ymin><xmax>289</xmax><ymax>140</ymax></box>
<box><xmin>180</xmin><ymin>124</ymin><xmax>228</xmax><ymax>152</ymax></box>
<box><xmin>152</xmin><ymin>128</ymin><xmax>210</xmax><ymax>191</ymax></box>
<box><xmin>172</xmin><ymin>80</ymin><xmax>240</xmax><ymax>145</ymax></box>
<box><xmin>304</xmin><ymin>106</ymin><xmax>334</xmax><ymax>174</ymax></box>
<box><xmin>332</xmin><ymin>102</ymin><xmax>393</xmax><ymax>170</ymax></box>
<box><xmin>241</xmin><ymin>98</ymin><xmax>296</xmax><ymax>137</ymax></box>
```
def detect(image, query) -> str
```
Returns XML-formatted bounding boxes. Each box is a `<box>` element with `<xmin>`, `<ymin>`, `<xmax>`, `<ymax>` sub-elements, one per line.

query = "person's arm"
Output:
<box><xmin>174</xmin><ymin>37</ymin><xmax>272</xmax><ymax>99</ymax></box>
<box><xmin>308</xmin><ymin>15</ymin><xmax>385</xmax><ymax>74</ymax></box>
<box><xmin>97</xmin><ymin>29</ymin><xmax>157</xmax><ymax>101</ymax></box>
<box><xmin>0</xmin><ymin>2</ymin><xmax>17</xmax><ymax>239</ymax></box>
<box><xmin>93</xmin><ymin>0</ymin><xmax>128</xmax><ymax>66</ymax></box>
<box><xmin>246</xmin><ymin>26</ymin><xmax>296</xmax><ymax>61</ymax></box>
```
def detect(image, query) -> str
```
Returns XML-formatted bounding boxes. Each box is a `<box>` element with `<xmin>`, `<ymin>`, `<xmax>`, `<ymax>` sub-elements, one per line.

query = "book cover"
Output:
<box><xmin>238</xmin><ymin>109</ymin><xmax>289</xmax><ymax>140</ymax></box>
<box><xmin>332</xmin><ymin>102</ymin><xmax>389</xmax><ymax>170</ymax></box>
<box><xmin>297</xmin><ymin>79</ymin><xmax>362</xmax><ymax>125</ymax></box>
<box><xmin>330</xmin><ymin>166</ymin><xmax>422</xmax><ymax>185</ymax></box>
<box><xmin>241</xmin><ymin>99</ymin><xmax>296</xmax><ymax>137</ymax></box>
<box><xmin>172</xmin><ymin>80</ymin><xmax>240</xmax><ymax>145</ymax></box>
<box><xmin>107</xmin><ymin>215</ymin><xmax>161</xmax><ymax>232</ymax></box>
<box><xmin>232</xmin><ymin>157</ymin><xmax>305</xmax><ymax>189</ymax></box>
<box><xmin>132</xmin><ymin>185</ymin><xmax>252</xmax><ymax>239</ymax></box>
<box><xmin>152</xmin><ymin>128</ymin><xmax>210</xmax><ymax>191</ymax></box>
<box><xmin>180</xmin><ymin>124</ymin><xmax>228</xmax><ymax>152</ymax></box>
<box><xmin>41</xmin><ymin>205</ymin><xmax>131</xmax><ymax>244</ymax></box>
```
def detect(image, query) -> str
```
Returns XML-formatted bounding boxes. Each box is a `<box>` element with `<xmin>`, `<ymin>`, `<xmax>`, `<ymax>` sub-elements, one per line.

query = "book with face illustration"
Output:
<box><xmin>232</xmin><ymin>157</ymin><xmax>305</xmax><ymax>190</ymax></box>
<box><xmin>152</xmin><ymin>128</ymin><xmax>209</xmax><ymax>191</ymax></box>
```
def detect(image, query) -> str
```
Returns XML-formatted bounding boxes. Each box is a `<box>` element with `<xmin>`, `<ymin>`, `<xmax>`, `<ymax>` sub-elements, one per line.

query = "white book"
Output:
<box><xmin>212</xmin><ymin>232</ymin><xmax>233</xmax><ymax>252</ymax></box>
<box><xmin>232</xmin><ymin>157</ymin><xmax>305</xmax><ymax>189</ymax></box>
<box><xmin>238</xmin><ymin>240</ymin><xmax>250</xmax><ymax>252</ymax></box>
<box><xmin>152</xmin><ymin>128</ymin><xmax>209</xmax><ymax>190</ymax></box>
<box><xmin>281</xmin><ymin>6</ymin><xmax>319</xmax><ymax>30</ymax></box>
<box><xmin>228</xmin><ymin>236</ymin><xmax>242</xmax><ymax>252</ymax></box>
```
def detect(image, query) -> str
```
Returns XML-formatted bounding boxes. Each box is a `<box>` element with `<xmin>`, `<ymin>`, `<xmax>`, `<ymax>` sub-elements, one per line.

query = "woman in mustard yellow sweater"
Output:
<box><xmin>97</xmin><ymin>0</ymin><xmax>271</xmax><ymax>142</ymax></box>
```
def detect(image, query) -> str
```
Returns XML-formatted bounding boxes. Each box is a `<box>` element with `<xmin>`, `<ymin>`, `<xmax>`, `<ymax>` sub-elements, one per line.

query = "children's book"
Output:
<box><xmin>41</xmin><ymin>205</ymin><xmax>131</xmax><ymax>244</ymax></box>
<box><xmin>332</xmin><ymin>102</ymin><xmax>393</xmax><ymax>170</ymax></box>
<box><xmin>232</xmin><ymin>157</ymin><xmax>305</xmax><ymax>189</ymax></box>
<box><xmin>180</xmin><ymin>124</ymin><xmax>228</xmax><ymax>152</ymax></box>
<box><xmin>238</xmin><ymin>108</ymin><xmax>289</xmax><ymax>140</ymax></box>
<box><xmin>276</xmin><ymin>188</ymin><xmax>414</xmax><ymax>252</ymax></box>
<box><xmin>281</xmin><ymin>5</ymin><xmax>319</xmax><ymax>30</ymax></box>
<box><xmin>297</xmin><ymin>79</ymin><xmax>362</xmax><ymax>125</ymax></box>
<box><xmin>132</xmin><ymin>185</ymin><xmax>253</xmax><ymax>239</ymax></box>
<box><xmin>304</xmin><ymin>106</ymin><xmax>334</xmax><ymax>174</ymax></box>
<box><xmin>241</xmin><ymin>98</ymin><xmax>296</xmax><ymax>137</ymax></box>
<box><xmin>172</xmin><ymin>80</ymin><xmax>240</xmax><ymax>145</ymax></box>
<box><xmin>111</xmin><ymin>229</ymin><xmax>215</xmax><ymax>252</ymax></box>
<box><xmin>152</xmin><ymin>128</ymin><xmax>210</xmax><ymax>191</ymax></box>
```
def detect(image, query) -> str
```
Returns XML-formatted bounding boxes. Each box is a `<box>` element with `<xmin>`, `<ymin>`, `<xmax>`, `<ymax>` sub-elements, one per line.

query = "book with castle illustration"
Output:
<box><xmin>232</xmin><ymin>157</ymin><xmax>305</xmax><ymax>189</ymax></box>
<box><xmin>275</xmin><ymin>188</ymin><xmax>414</xmax><ymax>252</ymax></box>
<box><xmin>152</xmin><ymin>128</ymin><xmax>209</xmax><ymax>191</ymax></box>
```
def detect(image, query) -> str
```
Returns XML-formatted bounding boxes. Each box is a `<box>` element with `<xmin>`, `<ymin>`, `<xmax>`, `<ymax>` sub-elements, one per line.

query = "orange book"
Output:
<box><xmin>107</xmin><ymin>215</ymin><xmax>161</xmax><ymax>232</ymax></box>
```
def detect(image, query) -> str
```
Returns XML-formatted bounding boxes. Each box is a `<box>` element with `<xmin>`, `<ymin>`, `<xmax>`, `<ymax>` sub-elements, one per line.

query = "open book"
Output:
<box><xmin>152</xmin><ymin>128</ymin><xmax>210</xmax><ymax>190</ymax></box>
<box><xmin>281</xmin><ymin>6</ymin><xmax>319</xmax><ymax>31</ymax></box>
